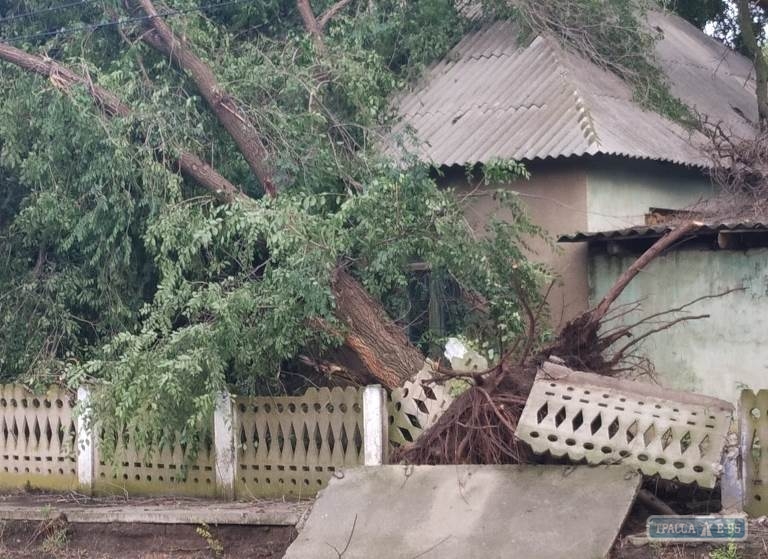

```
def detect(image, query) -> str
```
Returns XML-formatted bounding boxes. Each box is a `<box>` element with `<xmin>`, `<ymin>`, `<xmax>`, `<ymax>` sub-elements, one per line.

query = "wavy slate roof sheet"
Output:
<box><xmin>390</xmin><ymin>11</ymin><xmax>756</xmax><ymax>168</ymax></box>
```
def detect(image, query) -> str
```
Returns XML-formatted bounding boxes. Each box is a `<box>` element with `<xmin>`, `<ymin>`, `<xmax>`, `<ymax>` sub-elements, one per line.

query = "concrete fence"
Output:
<box><xmin>0</xmin><ymin>383</ymin><xmax>394</xmax><ymax>499</ymax></box>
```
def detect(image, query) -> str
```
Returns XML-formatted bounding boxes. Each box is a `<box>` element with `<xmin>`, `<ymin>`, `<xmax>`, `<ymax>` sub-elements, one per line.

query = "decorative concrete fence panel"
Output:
<box><xmin>517</xmin><ymin>362</ymin><xmax>734</xmax><ymax>488</ymax></box>
<box><xmin>234</xmin><ymin>387</ymin><xmax>364</xmax><ymax>498</ymax></box>
<box><xmin>0</xmin><ymin>383</ymin><xmax>390</xmax><ymax>499</ymax></box>
<box><xmin>388</xmin><ymin>365</ymin><xmax>454</xmax><ymax>448</ymax></box>
<box><xmin>93</xmin><ymin>430</ymin><xmax>217</xmax><ymax>498</ymax></box>
<box><xmin>0</xmin><ymin>385</ymin><xmax>78</xmax><ymax>491</ymax></box>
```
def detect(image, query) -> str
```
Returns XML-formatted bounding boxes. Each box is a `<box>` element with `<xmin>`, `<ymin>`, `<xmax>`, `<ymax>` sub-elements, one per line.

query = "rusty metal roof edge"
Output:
<box><xmin>558</xmin><ymin>221</ymin><xmax>768</xmax><ymax>243</ymax></box>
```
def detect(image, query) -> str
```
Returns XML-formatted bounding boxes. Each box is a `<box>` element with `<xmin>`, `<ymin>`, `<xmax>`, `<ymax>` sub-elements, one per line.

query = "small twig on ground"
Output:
<box><xmin>410</xmin><ymin>535</ymin><xmax>452</xmax><ymax>559</ymax></box>
<box><xmin>326</xmin><ymin>513</ymin><xmax>357</xmax><ymax>558</ymax></box>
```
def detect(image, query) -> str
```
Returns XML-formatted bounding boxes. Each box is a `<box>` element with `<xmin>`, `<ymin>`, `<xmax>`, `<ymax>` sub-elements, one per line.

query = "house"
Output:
<box><xmin>390</xmin><ymin>10</ymin><xmax>756</xmax><ymax>326</ymax></box>
<box><xmin>560</xmin><ymin>221</ymin><xmax>768</xmax><ymax>404</ymax></box>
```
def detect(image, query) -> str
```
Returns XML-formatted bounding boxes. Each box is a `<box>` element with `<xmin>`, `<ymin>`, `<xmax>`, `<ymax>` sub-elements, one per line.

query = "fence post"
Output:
<box><xmin>721</xmin><ymin>431</ymin><xmax>744</xmax><ymax>512</ymax></box>
<box><xmin>214</xmin><ymin>392</ymin><xmax>236</xmax><ymax>499</ymax></box>
<box><xmin>721</xmin><ymin>396</ymin><xmax>747</xmax><ymax>513</ymax></box>
<box><xmin>76</xmin><ymin>386</ymin><xmax>94</xmax><ymax>495</ymax></box>
<box><xmin>363</xmin><ymin>385</ymin><xmax>388</xmax><ymax>466</ymax></box>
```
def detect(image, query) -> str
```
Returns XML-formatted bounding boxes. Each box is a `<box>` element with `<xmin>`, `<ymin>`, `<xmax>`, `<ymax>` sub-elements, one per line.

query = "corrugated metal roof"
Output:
<box><xmin>389</xmin><ymin>11</ymin><xmax>757</xmax><ymax>167</ymax></box>
<box><xmin>558</xmin><ymin>222</ymin><xmax>768</xmax><ymax>242</ymax></box>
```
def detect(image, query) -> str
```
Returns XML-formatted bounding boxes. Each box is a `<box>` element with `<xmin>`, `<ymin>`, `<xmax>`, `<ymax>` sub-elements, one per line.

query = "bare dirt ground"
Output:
<box><xmin>1</xmin><ymin>489</ymin><xmax>763</xmax><ymax>558</ymax></box>
<box><xmin>0</xmin><ymin>520</ymin><xmax>295</xmax><ymax>558</ymax></box>
<box><xmin>612</xmin><ymin>536</ymin><xmax>767</xmax><ymax>559</ymax></box>
<box><xmin>0</xmin><ymin>490</ymin><xmax>298</xmax><ymax>558</ymax></box>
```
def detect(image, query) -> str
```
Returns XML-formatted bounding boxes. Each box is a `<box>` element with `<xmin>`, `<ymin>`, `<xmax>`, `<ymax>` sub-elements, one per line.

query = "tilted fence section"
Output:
<box><xmin>517</xmin><ymin>362</ymin><xmax>734</xmax><ymax>489</ymax></box>
<box><xmin>0</xmin><ymin>378</ymin><xmax>451</xmax><ymax>499</ymax></box>
<box><xmin>388</xmin><ymin>366</ymin><xmax>454</xmax><ymax>448</ymax></box>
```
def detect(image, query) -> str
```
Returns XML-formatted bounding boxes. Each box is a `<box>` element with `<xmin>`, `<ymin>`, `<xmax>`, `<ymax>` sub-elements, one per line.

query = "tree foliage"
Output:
<box><xmin>0</xmin><ymin>0</ymin><xmax>548</xmax><ymax>450</ymax></box>
<box><xmin>2</xmin><ymin>0</ymin><xmax>740</xmax><ymax>455</ymax></box>
<box><xmin>511</xmin><ymin>0</ymin><xmax>694</xmax><ymax>122</ymax></box>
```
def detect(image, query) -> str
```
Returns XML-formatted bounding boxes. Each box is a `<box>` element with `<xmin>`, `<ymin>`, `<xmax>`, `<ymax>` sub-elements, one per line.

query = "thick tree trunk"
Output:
<box><xmin>296</xmin><ymin>0</ymin><xmax>325</xmax><ymax>52</ymax></box>
<box><xmin>134</xmin><ymin>0</ymin><xmax>276</xmax><ymax>197</ymax></box>
<box><xmin>332</xmin><ymin>269</ymin><xmax>426</xmax><ymax>388</ymax></box>
<box><xmin>0</xmin><ymin>42</ymin><xmax>242</xmax><ymax>202</ymax></box>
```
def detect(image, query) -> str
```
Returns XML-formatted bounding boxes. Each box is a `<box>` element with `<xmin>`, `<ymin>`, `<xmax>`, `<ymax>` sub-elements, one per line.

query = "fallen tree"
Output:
<box><xmin>0</xmin><ymin>0</ymin><xmax>733</xmax><ymax>457</ymax></box>
<box><xmin>0</xmin><ymin>1</ymin><xmax>438</xmax><ymax>391</ymax></box>
<box><xmin>0</xmin><ymin>0</ymin><xmax>539</xmax><ymax>445</ymax></box>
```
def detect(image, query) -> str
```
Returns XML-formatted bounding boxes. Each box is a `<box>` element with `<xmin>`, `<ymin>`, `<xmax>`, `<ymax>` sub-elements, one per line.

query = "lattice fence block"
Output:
<box><xmin>388</xmin><ymin>363</ymin><xmax>454</xmax><ymax>447</ymax></box>
<box><xmin>234</xmin><ymin>387</ymin><xmax>363</xmax><ymax>498</ymax></box>
<box><xmin>739</xmin><ymin>390</ymin><xmax>768</xmax><ymax>516</ymax></box>
<box><xmin>516</xmin><ymin>362</ymin><xmax>733</xmax><ymax>488</ymax></box>
<box><xmin>0</xmin><ymin>385</ymin><xmax>78</xmax><ymax>491</ymax></box>
<box><xmin>94</xmin><ymin>429</ymin><xmax>216</xmax><ymax>497</ymax></box>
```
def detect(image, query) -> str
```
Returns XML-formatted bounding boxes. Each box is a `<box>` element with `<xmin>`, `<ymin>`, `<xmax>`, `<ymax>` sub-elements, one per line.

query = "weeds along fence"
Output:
<box><xmin>0</xmin><ymin>373</ymin><xmax>452</xmax><ymax>500</ymax></box>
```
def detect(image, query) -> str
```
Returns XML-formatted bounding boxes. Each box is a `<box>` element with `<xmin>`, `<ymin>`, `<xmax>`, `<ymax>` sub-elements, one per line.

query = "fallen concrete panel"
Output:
<box><xmin>516</xmin><ymin>362</ymin><xmax>733</xmax><ymax>488</ymax></box>
<box><xmin>284</xmin><ymin>465</ymin><xmax>640</xmax><ymax>559</ymax></box>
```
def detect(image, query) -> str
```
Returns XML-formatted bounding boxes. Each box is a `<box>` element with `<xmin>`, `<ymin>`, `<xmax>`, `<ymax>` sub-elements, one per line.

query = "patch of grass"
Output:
<box><xmin>195</xmin><ymin>523</ymin><xmax>223</xmax><ymax>558</ymax></box>
<box><xmin>709</xmin><ymin>543</ymin><xmax>742</xmax><ymax>559</ymax></box>
<box><xmin>41</xmin><ymin>525</ymin><xmax>69</xmax><ymax>554</ymax></box>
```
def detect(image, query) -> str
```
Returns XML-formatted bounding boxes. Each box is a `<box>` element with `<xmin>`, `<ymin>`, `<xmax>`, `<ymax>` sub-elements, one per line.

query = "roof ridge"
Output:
<box><xmin>537</xmin><ymin>36</ymin><xmax>602</xmax><ymax>148</ymax></box>
<box><xmin>572</xmin><ymin>91</ymin><xmax>601</xmax><ymax>147</ymax></box>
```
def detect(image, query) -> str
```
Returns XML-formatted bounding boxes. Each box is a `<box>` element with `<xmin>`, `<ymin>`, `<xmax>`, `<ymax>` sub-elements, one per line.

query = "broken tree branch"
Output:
<box><xmin>133</xmin><ymin>0</ymin><xmax>425</xmax><ymax>387</ymax></box>
<box><xmin>133</xmin><ymin>0</ymin><xmax>277</xmax><ymax>196</ymax></box>
<box><xmin>0</xmin><ymin>41</ymin><xmax>242</xmax><ymax>202</ymax></box>
<box><xmin>296</xmin><ymin>0</ymin><xmax>352</xmax><ymax>52</ymax></box>
<box><xmin>318</xmin><ymin>0</ymin><xmax>353</xmax><ymax>29</ymax></box>
<box><xmin>2</xmin><ymin>37</ymin><xmax>426</xmax><ymax>390</ymax></box>
<box><xmin>296</xmin><ymin>0</ymin><xmax>325</xmax><ymax>52</ymax></box>
<box><xmin>591</xmin><ymin>221</ymin><xmax>700</xmax><ymax>323</ymax></box>
<box><xmin>607</xmin><ymin>314</ymin><xmax>710</xmax><ymax>367</ymax></box>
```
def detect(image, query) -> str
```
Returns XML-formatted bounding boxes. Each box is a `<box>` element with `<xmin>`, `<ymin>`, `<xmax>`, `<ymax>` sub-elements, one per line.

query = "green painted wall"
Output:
<box><xmin>586</xmin><ymin>160</ymin><xmax>714</xmax><ymax>232</ymax></box>
<box><xmin>590</xmin><ymin>249</ymin><xmax>768</xmax><ymax>404</ymax></box>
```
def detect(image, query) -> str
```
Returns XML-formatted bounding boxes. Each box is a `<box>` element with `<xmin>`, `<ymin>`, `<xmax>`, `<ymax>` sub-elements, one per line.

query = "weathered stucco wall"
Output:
<box><xmin>443</xmin><ymin>157</ymin><xmax>713</xmax><ymax>330</ymax></box>
<box><xmin>590</xmin><ymin>248</ymin><xmax>768</xmax><ymax>404</ymax></box>
<box><xmin>586</xmin><ymin>159</ymin><xmax>714</xmax><ymax>231</ymax></box>
<box><xmin>445</xmin><ymin>160</ymin><xmax>589</xmax><ymax>327</ymax></box>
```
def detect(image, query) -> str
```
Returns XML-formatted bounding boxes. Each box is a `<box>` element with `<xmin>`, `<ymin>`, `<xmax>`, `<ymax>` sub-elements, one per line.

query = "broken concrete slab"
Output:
<box><xmin>516</xmin><ymin>362</ymin><xmax>733</xmax><ymax>488</ymax></box>
<box><xmin>284</xmin><ymin>465</ymin><xmax>640</xmax><ymax>559</ymax></box>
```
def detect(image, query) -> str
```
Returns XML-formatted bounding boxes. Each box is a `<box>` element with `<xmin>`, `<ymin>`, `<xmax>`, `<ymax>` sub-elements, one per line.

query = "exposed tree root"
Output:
<box><xmin>395</xmin><ymin>381</ymin><xmax>530</xmax><ymax>465</ymax></box>
<box><xmin>399</xmin><ymin>222</ymin><xmax>738</xmax><ymax>466</ymax></box>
